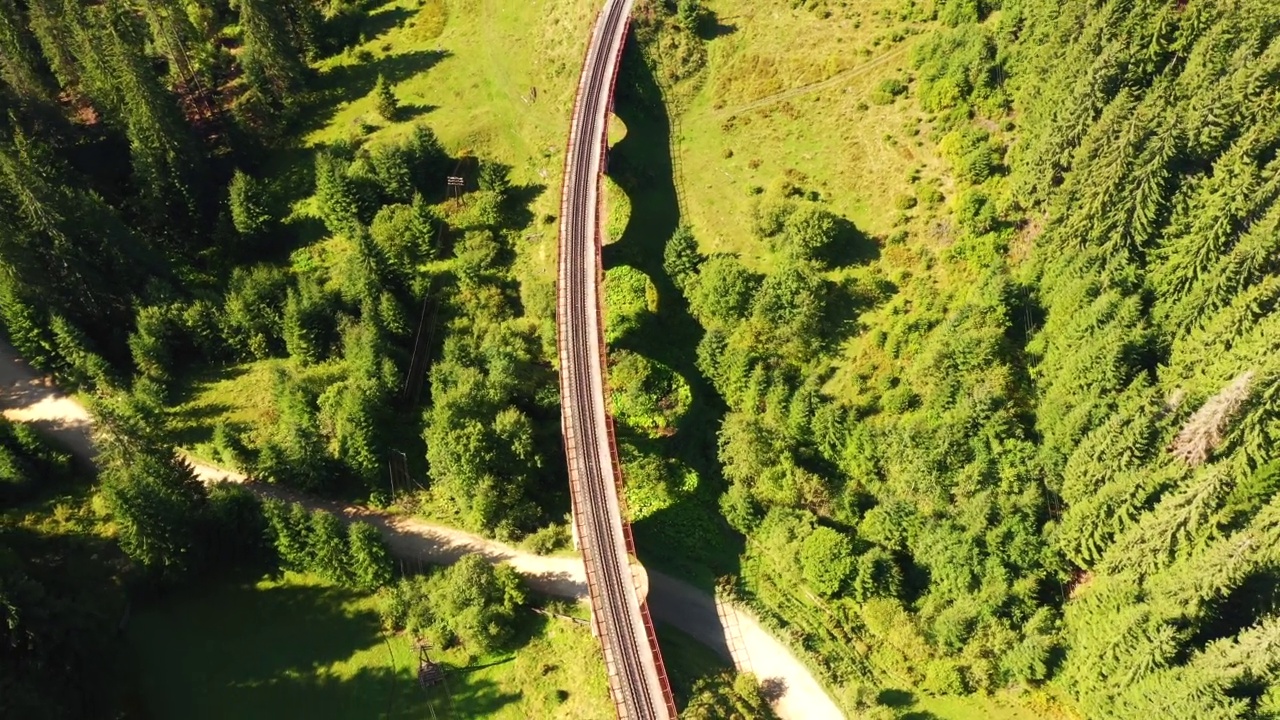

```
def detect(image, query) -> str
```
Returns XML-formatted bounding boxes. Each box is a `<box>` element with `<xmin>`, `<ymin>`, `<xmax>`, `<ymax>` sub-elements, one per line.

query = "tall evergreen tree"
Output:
<box><xmin>137</xmin><ymin>0</ymin><xmax>213</xmax><ymax>112</ymax></box>
<box><xmin>99</xmin><ymin>0</ymin><xmax>199</xmax><ymax>232</ymax></box>
<box><xmin>0</xmin><ymin>120</ymin><xmax>149</xmax><ymax>346</ymax></box>
<box><xmin>0</xmin><ymin>0</ymin><xmax>54</xmax><ymax>104</ymax></box>
<box><xmin>26</xmin><ymin>0</ymin><xmax>81</xmax><ymax>99</ymax></box>
<box><xmin>237</xmin><ymin>0</ymin><xmax>307</xmax><ymax>109</ymax></box>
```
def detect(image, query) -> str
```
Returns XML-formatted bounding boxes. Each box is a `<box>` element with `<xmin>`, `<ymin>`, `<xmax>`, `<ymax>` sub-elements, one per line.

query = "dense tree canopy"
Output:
<box><xmin>644</xmin><ymin>0</ymin><xmax>1280</xmax><ymax>715</ymax></box>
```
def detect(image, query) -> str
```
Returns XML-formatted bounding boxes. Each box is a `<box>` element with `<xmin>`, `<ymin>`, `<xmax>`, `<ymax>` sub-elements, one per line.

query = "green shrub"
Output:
<box><xmin>608</xmin><ymin>350</ymin><xmax>692</xmax><ymax>436</ymax></box>
<box><xmin>751</xmin><ymin>195</ymin><xmax>797</xmax><ymax>239</ymax></box>
<box><xmin>604</xmin><ymin>266</ymin><xmax>655</xmax><ymax>343</ymax></box>
<box><xmin>522</xmin><ymin>522</ymin><xmax>572</xmax><ymax>554</ymax></box>
<box><xmin>918</xmin><ymin>184</ymin><xmax>944</xmax><ymax>207</ymax></box>
<box><xmin>870</xmin><ymin>77</ymin><xmax>908</xmax><ymax>105</ymax></box>
<box><xmin>800</xmin><ymin>526</ymin><xmax>856</xmax><ymax>597</ymax></box>
<box><xmin>781</xmin><ymin>204</ymin><xmax>840</xmax><ymax>262</ymax></box>
<box><xmin>379</xmin><ymin>556</ymin><xmax>527</xmax><ymax>656</ymax></box>
<box><xmin>954</xmin><ymin>189</ymin><xmax>997</xmax><ymax>235</ymax></box>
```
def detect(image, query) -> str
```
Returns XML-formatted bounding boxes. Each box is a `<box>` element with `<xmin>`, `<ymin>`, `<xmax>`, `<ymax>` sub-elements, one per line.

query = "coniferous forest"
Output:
<box><xmin>0</xmin><ymin>0</ymin><xmax>1278</xmax><ymax>718</ymax></box>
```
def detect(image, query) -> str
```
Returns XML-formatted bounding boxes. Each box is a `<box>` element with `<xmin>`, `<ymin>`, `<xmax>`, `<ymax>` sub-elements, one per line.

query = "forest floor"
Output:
<box><xmin>125</xmin><ymin>571</ymin><xmax>611</xmax><ymax>719</ymax></box>
<box><xmin>0</xmin><ymin>339</ymin><xmax>843</xmax><ymax>720</ymax></box>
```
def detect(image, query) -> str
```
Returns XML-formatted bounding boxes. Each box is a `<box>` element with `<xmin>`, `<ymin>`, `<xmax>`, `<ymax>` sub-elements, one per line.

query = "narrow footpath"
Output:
<box><xmin>0</xmin><ymin>343</ymin><xmax>843</xmax><ymax>719</ymax></box>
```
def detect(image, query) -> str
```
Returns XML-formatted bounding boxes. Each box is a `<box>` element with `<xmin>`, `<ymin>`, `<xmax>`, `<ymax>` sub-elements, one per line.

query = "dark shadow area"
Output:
<box><xmin>760</xmin><ymin>677</ymin><xmax>787</xmax><ymax>702</ymax></box>
<box><xmin>169</xmin><ymin>402</ymin><xmax>235</xmax><ymax>448</ymax></box>
<box><xmin>652</xmin><ymin>621</ymin><xmax>734</xmax><ymax>708</ymax></box>
<box><xmin>457</xmin><ymin>655</ymin><xmax>516</xmax><ymax>672</ymax></box>
<box><xmin>700</xmin><ymin>18</ymin><xmax>737</xmax><ymax>40</ymax></box>
<box><xmin>168</xmin><ymin>363</ymin><xmax>252</xmax><ymax>446</ymax></box>
<box><xmin>386</xmin><ymin>102</ymin><xmax>438</xmax><ymax>124</ymax></box>
<box><xmin>126</xmin><ymin>578</ymin><xmax>521</xmax><ymax>719</ymax></box>
<box><xmin>1187</xmin><ymin>567</ymin><xmax>1280</xmax><ymax>651</ymax></box>
<box><xmin>358</xmin><ymin>5</ymin><xmax>414</xmax><ymax>41</ymax></box>
<box><xmin>693</xmin><ymin>8</ymin><xmax>737</xmax><ymax>40</ymax></box>
<box><xmin>877</xmin><ymin>688</ymin><xmax>916</xmax><ymax>708</ymax></box>
<box><xmin>821</xmin><ymin>215</ymin><xmax>880</xmax><ymax>267</ymax></box>
<box><xmin>605</xmin><ymin>36</ymin><xmax>742</xmax><ymax>589</ymax></box>
<box><xmin>504</xmin><ymin>182</ymin><xmax>548</xmax><ymax>231</ymax></box>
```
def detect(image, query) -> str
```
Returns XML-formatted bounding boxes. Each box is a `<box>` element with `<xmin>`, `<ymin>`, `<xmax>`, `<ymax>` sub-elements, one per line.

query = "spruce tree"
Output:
<box><xmin>0</xmin><ymin>122</ymin><xmax>149</xmax><ymax>343</ymax></box>
<box><xmin>0</xmin><ymin>0</ymin><xmax>54</xmax><ymax>104</ymax></box>
<box><xmin>137</xmin><ymin>0</ymin><xmax>212</xmax><ymax>107</ymax></box>
<box><xmin>96</xmin><ymin>397</ymin><xmax>209</xmax><ymax>581</ymax></box>
<box><xmin>228</xmin><ymin>169</ymin><xmax>273</xmax><ymax>238</ymax></box>
<box><xmin>314</xmin><ymin>150</ymin><xmax>363</xmax><ymax>235</ymax></box>
<box><xmin>99</xmin><ymin>0</ymin><xmax>199</xmax><ymax>229</ymax></box>
<box><xmin>347</xmin><ymin>522</ymin><xmax>393</xmax><ymax>590</ymax></box>
<box><xmin>26</xmin><ymin>0</ymin><xmax>81</xmax><ymax>98</ymax></box>
<box><xmin>238</xmin><ymin>0</ymin><xmax>307</xmax><ymax>109</ymax></box>
<box><xmin>373</xmin><ymin>74</ymin><xmax>397</xmax><ymax>120</ymax></box>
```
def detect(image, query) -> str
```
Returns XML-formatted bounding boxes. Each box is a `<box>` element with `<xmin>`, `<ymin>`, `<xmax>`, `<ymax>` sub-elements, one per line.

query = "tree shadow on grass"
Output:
<box><xmin>300</xmin><ymin>50</ymin><xmax>451</xmax><ymax>136</ymax></box>
<box><xmin>821</xmin><ymin>215</ymin><xmax>880</xmax><ymax>268</ymax></box>
<box><xmin>358</xmin><ymin>5</ymin><xmax>414</xmax><ymax>42</ymax></box>
<box><xmin>877</xmin><ymin>688</ymin><xmax>916</xmax><ymax>708</ymax></box>
<box><xmin>384</xmin><ymin>102</ymin><xmax>439</xmax><ymax>125</ymax></box>
<box><xmin>128</xmin><ymin>578</ymin><xmax>521</xmax><ymax>720</ymax></box>
<box><xmin>604</xmin><ymin>37</ymin><xmax>742</xmax><ymax>590</ymax></box>
<box><xmin>505</xmin><ymin>182</ymin><xmax>548</xmax><ymax>231</ymax></box>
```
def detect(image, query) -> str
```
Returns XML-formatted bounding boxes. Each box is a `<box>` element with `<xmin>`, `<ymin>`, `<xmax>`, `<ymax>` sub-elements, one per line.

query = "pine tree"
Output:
<box><xmin>228</xmin><ymin>169</ymin><xmax>273</xmax><ymax>238</ymax></box>
<box><xmin>50</xmin><ymin>0</ymin><xmax>124</xmax><ymax>115</ymax></box>
<box><xmin>0</xmin><ymin>123</ymin><xmax>153</xmax><ymax>348</ymax></box>
<box><xmin>307</xmin><ymin>510</ymin><xmax>352</xmax><ymax>584</ymax></box>
<box><xmin>263</xmin><ymin>499</ymin><xmax>309</xmax><ymax>570</ymax></box>
<box><xmin>663</xmin><ymin>225</ymin><xmax>704</xmax><ymax>291</ymax></box>
<box><xmin>26</xmin><ymin>0</ymin><xmax>81</xmax><ymax>98</ymax></box>
<box><xmin>0</xmin><ymin>0</ymin><xmax>54</xmax><ymax>104</ymax></box>
<box><xmin>137</xmin><ymin>0</ymin><xmax>210</xmax><ymax>103</ymax></box>
<box><xmin>95</xmin><ymin>399</ymin><xmax>209</xmax><ymax>582</ymax></box>
<box><xmin>372</xmin><ymin>74</ymin><xmax>397</xmax><ymax>121</ymax></box>
<box><xmin>99</xmin><ymin>0</ymin><xmax>199</xmax><ymax>229</ymax></box>
<box><xmin>238</xmin><ymin>0</ymin><xmax>307</xmax><ymax>109</ymax></box>
<box><xmin>314</xmin><ymin>150</ymin><xmax>363</xmax><ymax>235</ymax></box>
<box><xmin>347</xmin><ymin>521</ymin><xmax>393</xmax><ymax>589</ymax></box>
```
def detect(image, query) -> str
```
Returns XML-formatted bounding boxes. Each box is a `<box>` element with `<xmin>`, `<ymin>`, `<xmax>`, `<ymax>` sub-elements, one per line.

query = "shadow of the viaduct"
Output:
<box><xmin>603</xmin><ymin>35</ymin><xmax>744</xmax><ymax>646</ymax></box>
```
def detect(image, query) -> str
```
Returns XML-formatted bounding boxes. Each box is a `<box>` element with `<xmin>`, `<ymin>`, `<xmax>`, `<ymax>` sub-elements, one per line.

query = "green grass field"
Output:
<box><xmin>125</xmin><ymin>573</ymin><xmax>611</xmax><ymax>720</ymax></box>
<box><xmin>673</xmin><ymin>0</ymin><xmax>950</xmax><ymax>264</ymax></box>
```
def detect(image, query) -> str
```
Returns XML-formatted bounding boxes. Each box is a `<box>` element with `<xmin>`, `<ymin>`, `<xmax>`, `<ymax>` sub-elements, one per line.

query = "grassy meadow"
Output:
<box><xmin>674</xmin><ymin>0</ymin><xmax>949</xmax><ymax>262</ymax></box>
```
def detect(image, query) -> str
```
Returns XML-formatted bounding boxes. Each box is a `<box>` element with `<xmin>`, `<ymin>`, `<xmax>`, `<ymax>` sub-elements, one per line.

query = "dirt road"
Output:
<box><xmin>0</xmin><ymin>343</ymin><xmax>844</xmax><ymax>719</ymax></box>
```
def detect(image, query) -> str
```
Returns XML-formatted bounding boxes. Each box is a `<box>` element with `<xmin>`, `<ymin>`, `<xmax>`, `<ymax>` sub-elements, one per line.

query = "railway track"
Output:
<box><xmin>557</xmin><ymin>1</ymin><xmax>677</xmax><ymax>718</ymax></box>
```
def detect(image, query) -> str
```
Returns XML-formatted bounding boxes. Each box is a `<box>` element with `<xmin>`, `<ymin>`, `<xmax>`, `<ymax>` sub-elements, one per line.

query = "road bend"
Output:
<box><xmin>557</xmin><ymin>1</ymin><xmax>677</xmax><ymax>718</ymax></box>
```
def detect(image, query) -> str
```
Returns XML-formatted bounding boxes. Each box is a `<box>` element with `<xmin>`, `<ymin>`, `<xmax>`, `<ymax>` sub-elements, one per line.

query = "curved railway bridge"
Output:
<box><xmin>556</xmin><ymin>0</ymin><xmax>678</xmax><ymax>717</ymax></box>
